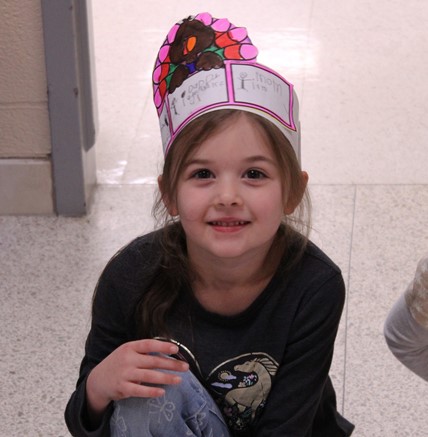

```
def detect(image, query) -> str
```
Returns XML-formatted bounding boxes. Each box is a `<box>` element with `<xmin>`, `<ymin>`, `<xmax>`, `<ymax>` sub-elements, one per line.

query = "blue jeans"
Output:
<box><xmin>110</xmin><ymin>370</ymin><xmax>231</xmax><ymax>436</ymax></box>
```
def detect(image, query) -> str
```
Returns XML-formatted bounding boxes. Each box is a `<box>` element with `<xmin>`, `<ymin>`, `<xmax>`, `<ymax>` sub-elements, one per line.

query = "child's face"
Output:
<box><xmin>171</xmin><ymin>114</ymin><xmax>286</xmax><ymax>265</ymax></box>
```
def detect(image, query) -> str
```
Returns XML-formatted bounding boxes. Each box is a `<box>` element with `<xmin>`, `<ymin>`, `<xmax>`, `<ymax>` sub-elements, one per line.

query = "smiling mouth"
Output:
<box><xmin>209</xmin><ymin>221</ymin><xmax>250</xmax><ymax>227</ymax></box>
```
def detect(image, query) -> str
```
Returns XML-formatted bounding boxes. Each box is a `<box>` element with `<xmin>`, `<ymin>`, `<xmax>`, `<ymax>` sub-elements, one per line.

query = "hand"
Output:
<box><xmin>86</xmin><ymin>339</ymin><xmax>189</xmax><ymax>420</ymax></box>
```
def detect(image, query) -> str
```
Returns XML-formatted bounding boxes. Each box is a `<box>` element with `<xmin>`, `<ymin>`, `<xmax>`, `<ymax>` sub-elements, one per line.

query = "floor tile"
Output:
<box><xmin>121</xmin><ymin>101</ymin><xmax>164</xmax><ymax>184</ymax></box>
<box><xmin>0</xmin><ymin>185</ymin><xmax>157</xmax><ymax>436</ymax></box>
<box><xmin>95</xmin><ymin>81</ymin><xmax>149</xmax><ymax>184</ymax></box>
<box><xmin>301</xmin><ymin>27</ymin><xmax>428</xmax><ymax>184</ymax></box>
<box><xmin>345</xmin><ymin>185</ymin><xmax>428</xmax><ymax>436</ymax></box>
<box><xmin>310</xmin><ymin>184</ymin><xmax>356</xmax><ymax>413</ymax></box>
<box><xmin>311</xmin><ymin>0</ymin><xmax>428</xmax><ymax>32</ymax></box>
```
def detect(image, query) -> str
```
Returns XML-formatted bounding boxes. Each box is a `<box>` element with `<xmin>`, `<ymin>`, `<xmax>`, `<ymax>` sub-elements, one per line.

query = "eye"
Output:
<box><xmin>186</xmin><ymin>36</ymin><xmax>197</xmax><ymax>52</ymax></box>
<box><xmin>191</xmin><ymin>169</ymin><xmax>213</xmax><ymax>179</ymax></box>
<box><xmin>245</xmin><ymin>169</ymin><xmax>266</xmax><ymax>179</ymax></box>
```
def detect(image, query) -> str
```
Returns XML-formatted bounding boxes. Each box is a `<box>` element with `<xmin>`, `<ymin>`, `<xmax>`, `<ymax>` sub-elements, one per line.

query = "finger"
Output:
<box><xmin>137</xmin><ymin>353</ymin><xmax>189</xmax><ymax>372</ymax></box>
<box><xmin>133</xmin><ymin>339</ymin><xmax>180</xmax><ymax>355</ymax></box>
<box><xmin>118</xmin><ymin>381</ymin><xmax>166</xmax><ymax>400</ymax></box>
<box><xmin>132</xmin><ymin>368</ymin><xmax>184</xmax><ymax>387</ymax></box>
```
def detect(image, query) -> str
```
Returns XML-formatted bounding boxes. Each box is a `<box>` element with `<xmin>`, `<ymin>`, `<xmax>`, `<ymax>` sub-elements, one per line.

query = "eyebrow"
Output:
<box><xmin>244</xmin><ymin>155</ymin><xmax>276</xmax><ymax>165</ymax></box>
<box><xmin>185</xmin><ymin>155</ymin><xmax>276</xmax><ymax>167</ymax></box>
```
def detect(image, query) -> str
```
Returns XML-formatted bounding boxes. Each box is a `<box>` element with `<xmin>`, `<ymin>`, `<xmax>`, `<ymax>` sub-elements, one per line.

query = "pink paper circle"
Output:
<box><xmin>229</xmin><ymin>27</ymin><xmax>248</xmax><ymax>42</ymax></box>
<box><xmin>196</xmin><ymin>12</ymin><xmax>213</xmax><ymax>25</ymax></box>
<box><xmin>240</xmin><ymin>44</ymin><xmax>258</xmax><ymax>60</ymax></box>
<box><xmin>167</xmin><ymin>24</ymin><xmax>179</xmax><ymax>43</ymax></box>
<box><xmin>211</xmin><ymin>18</ymin><xmax>231</xmax><ymax>32</ymax></box>
<box><xmin>158</xmin><ymin>45</ymin><xmax>169</xmax><ymax>63</ymax></box>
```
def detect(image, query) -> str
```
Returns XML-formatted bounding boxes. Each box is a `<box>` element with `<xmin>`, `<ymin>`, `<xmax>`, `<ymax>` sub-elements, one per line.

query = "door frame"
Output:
<box><xmin>41</xmin><ymin>0</ymin><xmax>97</xmax><ymax>215</ymax></box>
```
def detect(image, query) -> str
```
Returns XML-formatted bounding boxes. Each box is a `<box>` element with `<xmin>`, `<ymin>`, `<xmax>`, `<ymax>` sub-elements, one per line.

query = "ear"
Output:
<box><xmin>284</xmin><ymin>171</ymin><xmax>309</xmax><ymax>215</ymax></box>
<box><xmin>158</xmin><ymin>175</ymin><xmax>178</xmax><ymax>216</ymax></box>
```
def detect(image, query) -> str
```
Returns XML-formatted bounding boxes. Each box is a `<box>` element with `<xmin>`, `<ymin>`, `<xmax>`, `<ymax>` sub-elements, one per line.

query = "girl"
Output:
<box><xmin>65</xmin><ymin>13</ymin><xmax>354</xmax><ymax>436</ymax></box>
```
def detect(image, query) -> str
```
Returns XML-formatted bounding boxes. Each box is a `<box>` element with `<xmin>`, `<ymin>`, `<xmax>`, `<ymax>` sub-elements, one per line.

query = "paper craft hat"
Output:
<box><xmin>152</xmin><ymin>12</ymin><xmax>301</xmax><ymax>161</ymax></box>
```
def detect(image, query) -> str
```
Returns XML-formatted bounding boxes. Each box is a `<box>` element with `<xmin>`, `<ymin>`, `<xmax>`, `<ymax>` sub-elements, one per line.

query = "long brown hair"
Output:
<box><xmin>137</xmin><ymin>109</ymin><xmax>311</xmax><ymax>337</ymax></box>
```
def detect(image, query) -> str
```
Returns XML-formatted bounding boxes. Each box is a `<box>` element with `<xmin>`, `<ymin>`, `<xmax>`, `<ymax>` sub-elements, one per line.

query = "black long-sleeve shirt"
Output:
<box><xmin>65</xmin><ymin>231</ymin><xmax>354</xmax><ymax>436</ymax></box>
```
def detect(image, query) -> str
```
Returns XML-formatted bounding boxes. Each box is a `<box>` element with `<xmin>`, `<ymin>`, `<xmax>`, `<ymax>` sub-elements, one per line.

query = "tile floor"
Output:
<box><xmin>1</xmin><ymin>0</ymin><xmax>428</xmax><ymax>435</ymax></box>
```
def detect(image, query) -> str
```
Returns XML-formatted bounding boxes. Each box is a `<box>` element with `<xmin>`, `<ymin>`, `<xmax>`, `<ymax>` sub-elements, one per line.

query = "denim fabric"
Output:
<box><xmin>110</xmin><ymin>370</ymin><xmax>231</xmax><ymax>437</ymax></box>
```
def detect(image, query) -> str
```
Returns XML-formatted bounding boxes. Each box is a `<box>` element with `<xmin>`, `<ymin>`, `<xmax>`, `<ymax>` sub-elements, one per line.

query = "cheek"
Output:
<box><xmin>176</xmin><ymin>193</ymin><xmax>203</xmax><ymax>222</ymax></box>
<box><xmin>256</xmin><ymin>187</ymin><xmax>284</xmax><ymax>214</ymax></box>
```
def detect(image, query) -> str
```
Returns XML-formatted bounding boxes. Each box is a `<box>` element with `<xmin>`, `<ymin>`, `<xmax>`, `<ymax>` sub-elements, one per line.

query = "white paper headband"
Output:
<box><xmin>152</xmin><ymin>13</ymin><xmax>301</xmax><ymax>161</ymax></box>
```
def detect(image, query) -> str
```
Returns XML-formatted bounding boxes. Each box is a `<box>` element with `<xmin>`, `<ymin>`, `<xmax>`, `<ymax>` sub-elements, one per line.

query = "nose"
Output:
<box><xmin>214</xmin><ymin>179</ymin><xmax>243</xmax><ymax>207</ymax></box>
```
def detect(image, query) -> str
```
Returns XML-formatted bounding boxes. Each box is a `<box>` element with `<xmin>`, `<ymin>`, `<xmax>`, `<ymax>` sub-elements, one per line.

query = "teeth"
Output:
<box><xmin>211</xmin><ymin>221</ymin><xmax>247</xmax><ymax>227</ymax></box>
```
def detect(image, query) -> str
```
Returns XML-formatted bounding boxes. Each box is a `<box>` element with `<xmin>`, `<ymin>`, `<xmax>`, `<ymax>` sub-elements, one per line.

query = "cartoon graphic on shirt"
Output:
<box><xmin>207</xmin><ymin>353</ymin><xmax>278</xmax><ymax>431</ymax></box>
<box><xmin>157</xmin><ymin>336</ymin><xmax>279</xmax><ymax>433</ymax></box>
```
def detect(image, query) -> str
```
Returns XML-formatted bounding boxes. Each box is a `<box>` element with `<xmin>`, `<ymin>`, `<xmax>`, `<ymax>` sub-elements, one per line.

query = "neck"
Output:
<box><xmin>192</xmin><ymin>255</ymin><xmax>268</xmax><ymax>290</ymax></box>
<box><xmin>188</xmin><ymin>239</ymin><xmax>283</xmax><ymax>315</ymax></box>
<box><xmin>191</xmin><ymin>258</ymin><xmax>272</xmax><ymax>315</ymax></box>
